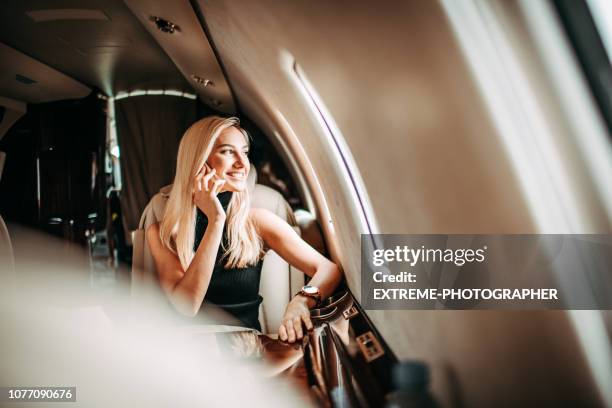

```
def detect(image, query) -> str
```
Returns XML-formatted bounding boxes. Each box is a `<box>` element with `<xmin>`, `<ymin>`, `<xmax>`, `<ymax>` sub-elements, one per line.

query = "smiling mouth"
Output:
<box><xmin>225</xmin><ymin>171</ymin><xmax>245</xmax><ymax>180</ymax></box>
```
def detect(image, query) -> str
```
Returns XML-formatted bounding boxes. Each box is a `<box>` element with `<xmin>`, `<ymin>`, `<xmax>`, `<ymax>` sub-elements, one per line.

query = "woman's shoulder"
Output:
<box><xmin>138</xmin><ymin>191</ymin><xmax>168</xmax><ymax>231</ymax></box>
<box><xmin>249</xmin><ymin>207</ymin><xmax>270</xmax><ymax>218</ymax></box>
<box><xmin>145</xmin><ymin>222</ymin><xmax>160</xmax><ymax>238</ymax></box>
<box><xmin>145</xmin><ymin>222</ymin><xmax>166</xmax><ymax>254</ymax></box>
<box><xmin>150</xmin><ymin>192</ymin><xmax>169</xmax><ymax>219</ymax></box>
<box><xmin>249</xmin><ymin>207</ymin><xmax>294</xmax><ymax>239</ymax></box>
<box><xmin>249</xmin><ymin>207</ymin><xmax>279</xmax><ymax>227</ymax></box>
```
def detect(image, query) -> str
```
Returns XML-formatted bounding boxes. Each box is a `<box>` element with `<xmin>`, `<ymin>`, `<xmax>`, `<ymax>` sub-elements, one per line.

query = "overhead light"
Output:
<box><xmin>150</xmin><ymin>16</ymin><xmax>179</xmax><ymax>34</ymax></box>
<box><xmin>112</xmin><ymin>89</ymin><xmax>196</xmax><ymax>100</ymax></box>
<box><xmin>191</xmin><ymin>74</ymin><xmax>213</xmax><ymax>87</ymax></box>
<box><xmin>25</xmin><ymin>9</ymin><xmax>109</xmax><ymax>22</ymax></box>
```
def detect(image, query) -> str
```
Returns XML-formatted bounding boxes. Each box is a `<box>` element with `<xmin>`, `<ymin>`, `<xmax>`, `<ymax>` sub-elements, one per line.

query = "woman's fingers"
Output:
<box><xmin>193</xmin><ymin>172</ymin><xmax>203</xmax><ymax>193</ymax></box>
<box><xmin>197</xmin><ymin>172</ymin><xmax>205</xmax><ymax>191</ymax></box>
<box><xmin>281</xmin><ymin>317</ymin><xmax>310</xmax><ymax>343</ymax></box>
<box><xmin>203</xmin><ymin>168</ymin><xmax>216</xmax><ymax>191</ymax></box>
<box><xmin>195</xmin><ymin>161</ymin><xmax>205</xmax><ymax>177</ymax></box>
<box><xmin>285</xmin><ymin>320</ymin><xmax>296</xmax><ymax>343</ymax></box>
<box><xmin>211</xmin><ymin>179</ymin><xmax>226</xmax><ymax>195</ymax></box>
<box><xmin>302</xmin><ymin>313</ymin><xmax>314</xmax><ymax>331</ymax></box>
<box><xmin>278</xmin><ymin>324</ymin><xmax>288</xmax><ymax>341</ymax></box>
<box><xmin>293</xmin><ymin>316</ymin><xmax>303</xmax><ymax>340</ymax></box>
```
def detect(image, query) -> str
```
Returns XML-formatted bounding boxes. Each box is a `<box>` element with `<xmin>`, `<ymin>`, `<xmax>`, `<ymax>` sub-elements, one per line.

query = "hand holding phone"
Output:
<box><xmin>193</xmin><ymin>162</ymin><xmax>226</xmax><ymax>221</ymax></box>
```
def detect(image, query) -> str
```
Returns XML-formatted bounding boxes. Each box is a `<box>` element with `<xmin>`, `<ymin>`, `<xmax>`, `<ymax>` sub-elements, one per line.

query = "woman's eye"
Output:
<box><xmin>222</xmin><ymin>150</ymin><xmax>234</xmax><ymax>155</ymax></box>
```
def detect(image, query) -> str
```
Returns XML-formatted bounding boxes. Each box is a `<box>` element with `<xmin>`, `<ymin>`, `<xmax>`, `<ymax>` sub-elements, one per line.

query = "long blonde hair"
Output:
<box><xmin>159</xmin><ymin>116</ymin><xmax>263</xmax><ymax>270</ymax></box>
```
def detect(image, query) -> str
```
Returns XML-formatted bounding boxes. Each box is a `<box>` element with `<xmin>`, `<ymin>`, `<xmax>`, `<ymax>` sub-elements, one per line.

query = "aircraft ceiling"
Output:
<box><xmin>0</xmin><ymin>0</ymin><xmax>190</xmax><ymax>98</ymax></box>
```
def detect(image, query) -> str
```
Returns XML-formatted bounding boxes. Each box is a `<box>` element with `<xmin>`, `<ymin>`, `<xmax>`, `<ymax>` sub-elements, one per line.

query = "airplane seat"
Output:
<box><xmin>131</xmin><ymin>165</ymin><xmax>304</xmax><ymax>334</ymax></box>
<box><xmin>0</xmin><ymin>151</ymin><xmax>16</xmax><ymax>286</ymax></box>
<box><xmin>0</xmin><ymin>214</ymin><xmax>15</xmax><ymax>285</ymax></box>
<box><xmin>293</xmin><ymin>209</ymin><xmax>326</xmax><ymax>255</ymax></box>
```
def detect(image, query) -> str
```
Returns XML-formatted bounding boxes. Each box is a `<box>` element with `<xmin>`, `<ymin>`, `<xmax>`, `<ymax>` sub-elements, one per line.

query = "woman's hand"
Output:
<box><xmin>193</xmin><ymin>164</ymin><xmax>226</xmax><ymax>222</ymax></box>
<box><xmin>278</xmin><ymin>295</ymin><xmax>314</xmax><ymax>343</ymax></box>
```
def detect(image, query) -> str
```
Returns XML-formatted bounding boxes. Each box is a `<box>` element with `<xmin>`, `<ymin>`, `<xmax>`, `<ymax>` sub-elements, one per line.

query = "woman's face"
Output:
<box><xmin>206</xmin><ymin>127</ymin><xmax>250</xmax><ymax>192</ymax></box>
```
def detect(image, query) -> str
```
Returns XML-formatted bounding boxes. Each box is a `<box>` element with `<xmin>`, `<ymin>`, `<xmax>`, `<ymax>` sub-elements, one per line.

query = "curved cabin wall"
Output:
<box><xmin>198</xmin><ymin>0</ymin><xmax>606</xmax><ymax>406</ymax></box>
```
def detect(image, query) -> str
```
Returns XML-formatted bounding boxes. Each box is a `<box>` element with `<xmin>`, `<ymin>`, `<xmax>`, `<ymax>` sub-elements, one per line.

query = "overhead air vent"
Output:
<box><xmin>151</xmin><ymin>16</ymin><xmax>179</xmax><ymax>34</ymax></box>
<box><xmin>191</xmin><ymin>74</ymin><xmax>213</xmax><ymax>87</ymax></box>
<box><xmin>25</xmin><ymin>9</ymin><xmax>109</xmax><ymax>22</ymax></box>
<box><xmin>15</xmin><ymin>74</ymin><xmax>37</xmax><ymax>85</ymax></box>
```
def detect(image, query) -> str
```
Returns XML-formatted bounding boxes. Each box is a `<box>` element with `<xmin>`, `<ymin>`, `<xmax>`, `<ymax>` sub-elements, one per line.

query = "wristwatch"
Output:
<box><xmin>297</xmin><ymin>285</ymin><xmax>321</xmax><ymax>307</ymax></box>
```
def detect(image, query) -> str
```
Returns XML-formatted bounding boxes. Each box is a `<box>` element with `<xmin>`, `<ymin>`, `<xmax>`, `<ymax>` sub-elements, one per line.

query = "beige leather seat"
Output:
<box><xmin>0</xmin><ymin>214</ymin><xmax>15</xmax><ymax>286</ymax></box>
<box><xmin>0</xmin><ymin>152</ymin><xmax>16</xmax><ymax>286</ymax></box>
<box><xmin>131</xmin><ymin>167</ymin><xmax>304</xmax><ymax>333</ymax></box>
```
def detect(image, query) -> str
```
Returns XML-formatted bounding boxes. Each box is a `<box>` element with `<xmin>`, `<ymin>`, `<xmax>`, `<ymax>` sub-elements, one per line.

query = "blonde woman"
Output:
<box><xmin>146</xmin><ymin>116</ymin><xmax>343</xmax><ymax>342</ymax></box>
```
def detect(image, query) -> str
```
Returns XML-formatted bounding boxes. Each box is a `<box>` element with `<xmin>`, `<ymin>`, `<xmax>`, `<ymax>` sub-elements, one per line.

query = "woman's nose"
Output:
<box><xmin>234</xmin><ymin>152</ymin><xmax>248</xmax><ymax>168</ymax></box>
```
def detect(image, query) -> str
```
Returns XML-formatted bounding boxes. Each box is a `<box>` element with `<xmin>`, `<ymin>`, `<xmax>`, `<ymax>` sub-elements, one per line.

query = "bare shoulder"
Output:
<box><xmin>249</xmin><ymin>207</ymin><xmax>294</xmax><ymax>243</ymax></box>
<box><xmin>145</xmin><ymin>222</ymin><xmax>161</xmax><ymax>244</ymax></box>
<box><xmin>250</xmin><ymin>207</ymin><xmax>285</xmax><ymax>229</ymax></box>
<box><xmin>250</xmin><ymin>207</ymin><xmax>275</xmax><ymax>221</ymax></box>
<box><xmin>146</xmin><ymin>221</ymin><xmax>159</xmax><ymax>233</ymax></box>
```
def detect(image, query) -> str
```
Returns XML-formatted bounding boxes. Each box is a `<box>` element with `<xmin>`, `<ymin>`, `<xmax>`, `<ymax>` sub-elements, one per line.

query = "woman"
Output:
<box><xmin>146</xmin><ymin>116</ymin><xmax>343</xmax><ymax>343</ymax></box>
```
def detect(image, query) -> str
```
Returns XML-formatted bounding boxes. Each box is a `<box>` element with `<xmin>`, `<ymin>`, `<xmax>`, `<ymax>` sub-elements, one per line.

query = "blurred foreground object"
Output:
<box><xmin>0</xmin><ymin>225</ymin><xmax>311</xmax><ymax>407</ymax></box>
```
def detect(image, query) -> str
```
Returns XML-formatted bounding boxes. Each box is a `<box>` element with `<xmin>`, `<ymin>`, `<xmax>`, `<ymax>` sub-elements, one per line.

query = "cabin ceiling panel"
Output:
<box><xmin>0</xmin><ymin>0</ymin><xmax>190</xmax><ymax>97</ymax></box>
<box><xmin>0</xmin><ymin>42</ymin><xmax>90</xmax><ymax>103</ymax></box>
<box><xmin>124</xmin><ymin>0</ymin><xmax>236</xmax><ymax>113</ymax></box>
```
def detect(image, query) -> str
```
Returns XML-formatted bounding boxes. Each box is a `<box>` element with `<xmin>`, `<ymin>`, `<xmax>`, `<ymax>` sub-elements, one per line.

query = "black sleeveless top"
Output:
<box><xmin>194</xmin><ymin>191</ymin><xmax>263</xmax><ymax>331</ymax></box>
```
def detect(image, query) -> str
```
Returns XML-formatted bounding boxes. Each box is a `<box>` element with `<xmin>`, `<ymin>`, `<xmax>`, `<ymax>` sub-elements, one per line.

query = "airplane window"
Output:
<box><xmin>290</xmin><ymin>59</ymin><xmax>377</xmax><ymax>236</ymax></box>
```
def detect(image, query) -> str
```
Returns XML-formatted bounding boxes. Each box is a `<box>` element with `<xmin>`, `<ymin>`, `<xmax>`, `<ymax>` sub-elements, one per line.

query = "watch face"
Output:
<box><xmin>303</xmin><ymin>285</ymin><xmax>318</xmax><ymax>295</ymax></box>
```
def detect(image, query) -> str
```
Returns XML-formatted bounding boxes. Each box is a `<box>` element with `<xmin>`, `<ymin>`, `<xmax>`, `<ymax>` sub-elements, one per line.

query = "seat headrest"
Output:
<box><xmin>247</xmin><ymin>164</ymin><xmax>257</xmax><ymax>193</ymax></box>
<box><xmin>158</xmin><ymin>165</ymin><xmax>258</xmax><ymax>197</ymax></box>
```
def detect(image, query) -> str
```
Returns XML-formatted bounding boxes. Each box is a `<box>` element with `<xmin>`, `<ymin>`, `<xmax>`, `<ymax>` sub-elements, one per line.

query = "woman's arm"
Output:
<box><xmin>146</xmin><ymin>218</ymin><xmax>224</xmax><ymax>317</ymax></box>
<box><xmin>252</xmin><ymin>208</ymin><xmax>343</xmax><ymax>342</ymax></box>
<box><xmin>146</xmin><ymin>166</ymin><xmax>227</xmax><ymax>317</ymax></box>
